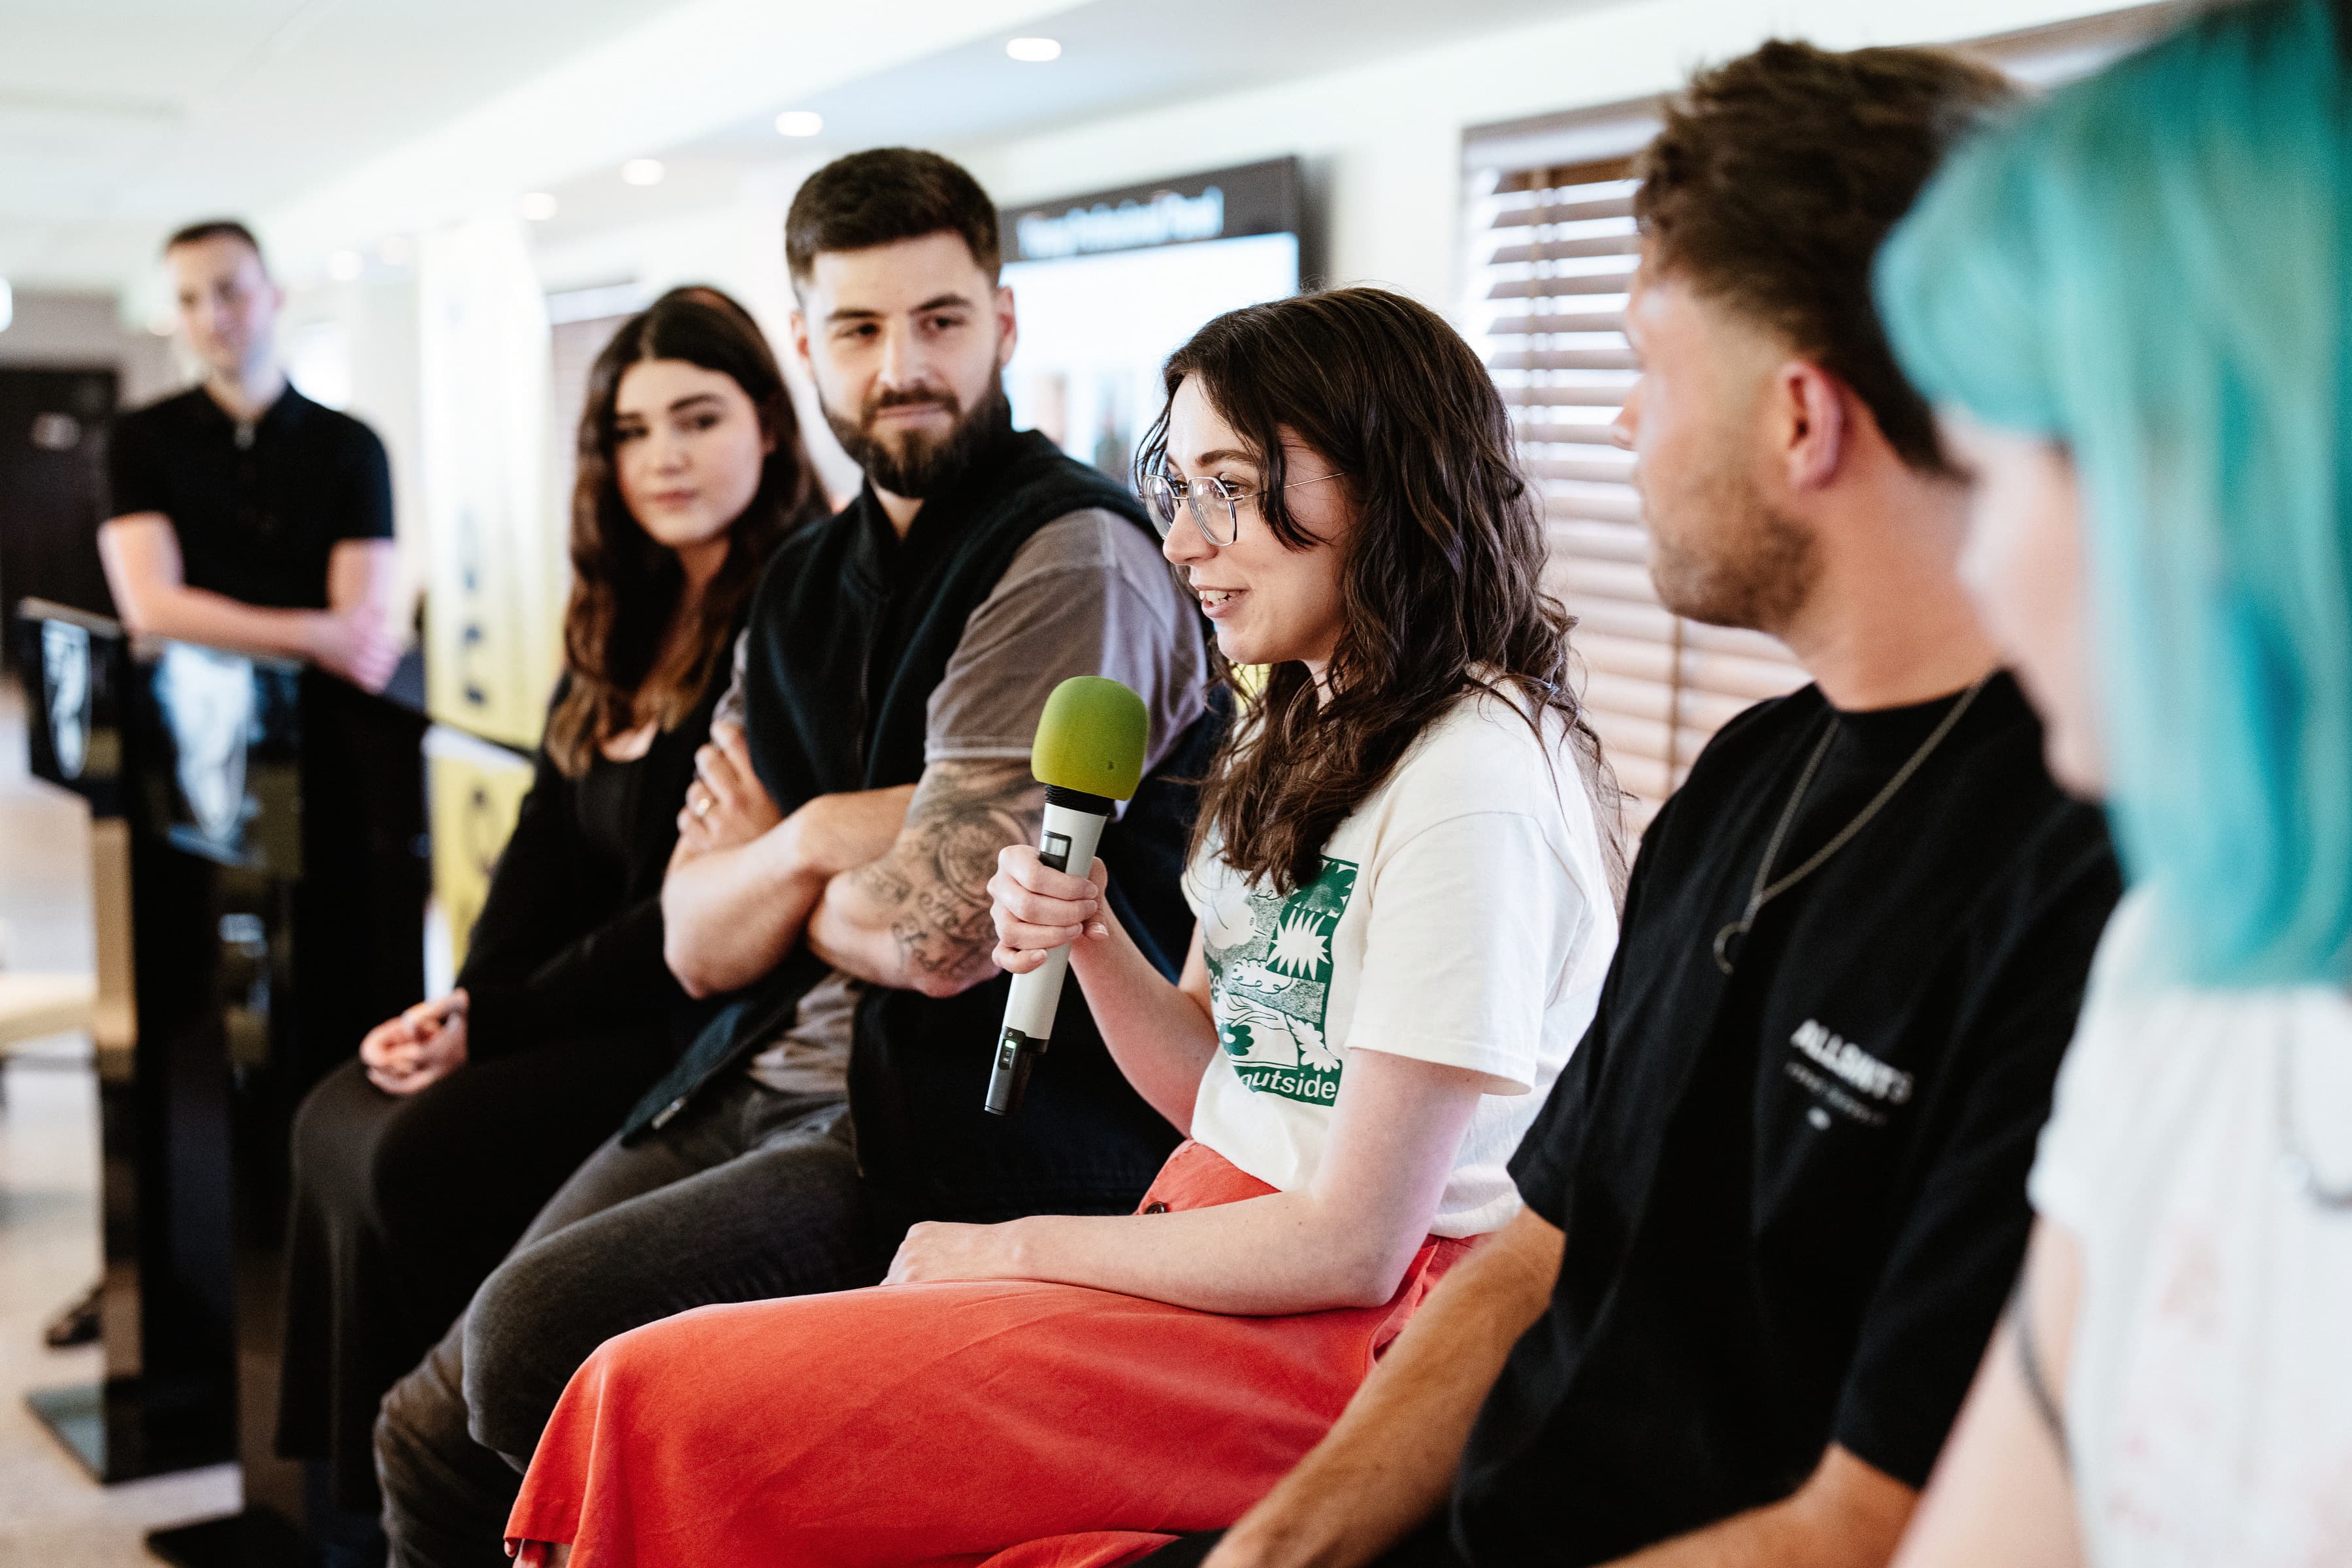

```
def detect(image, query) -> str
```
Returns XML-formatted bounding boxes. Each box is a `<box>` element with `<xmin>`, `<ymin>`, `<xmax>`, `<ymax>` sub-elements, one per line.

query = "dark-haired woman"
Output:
<box><xmin>276</xmin><ymin>290</ymin><xmax>823</xmax><ymax>1529</ymax></box>
<box><xmin>501</xmin><ymin>286</ymin><xmax>1626</xmax><ymax>1568</ymax></box>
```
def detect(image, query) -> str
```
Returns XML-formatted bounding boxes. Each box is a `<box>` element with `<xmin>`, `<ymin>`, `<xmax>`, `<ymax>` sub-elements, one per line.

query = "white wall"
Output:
<box><xmin>507</xmin><ymin>0</ymin><xmax>2143</xmax><ymax>359</ymax></box>
<box><xmin>495</xmin><ymin>0</ymin><xmax>2155</xmax><ymax>513</ymax></box>
<box><xmin>291</xmin><ymin>0</ymin><xmax>2163</xmax><ymax>559</ymax></box>
<box><xmin>955</xmin><ymin>0</ymin><xmax>2136</xmax><ymax>317</ymax></box>
<box><xmin>278</xmin><ymin>277</ymin><xmax>431</xmax><ymax>615</ymax></box>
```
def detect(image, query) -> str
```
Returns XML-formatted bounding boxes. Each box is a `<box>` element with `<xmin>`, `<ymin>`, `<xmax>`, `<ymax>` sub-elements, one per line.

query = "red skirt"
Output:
<box><xmin>506</xmin><ymin>1141</ymin><xmax>1471</xmax><ymax>1567</ymax></box>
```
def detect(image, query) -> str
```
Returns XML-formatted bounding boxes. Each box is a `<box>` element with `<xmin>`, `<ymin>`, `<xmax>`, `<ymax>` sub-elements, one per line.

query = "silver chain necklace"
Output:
<box><xmin>1713</xmin><ymin>676</ymin><xmax>1992</xmax><ymax>977</ymax></box>
<box><xmin>2276</xmin><ymin>1036</ymin><xmax>2352</xmax><ymax>1211</ymax></box>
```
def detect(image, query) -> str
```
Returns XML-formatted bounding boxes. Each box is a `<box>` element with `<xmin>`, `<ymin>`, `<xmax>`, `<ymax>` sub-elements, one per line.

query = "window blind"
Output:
<box><xmin>1468</xmin><ymin>153</ymin><xmax>1805</xmax><ymax>823</ymax></box>
<box><xmin>1461</xmin><ymin>5</ymin><xmax>2197</xmax><ymax>828</ymax></box>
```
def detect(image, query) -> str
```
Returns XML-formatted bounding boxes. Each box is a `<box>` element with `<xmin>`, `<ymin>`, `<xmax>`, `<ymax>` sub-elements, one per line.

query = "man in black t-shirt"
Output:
<box><xmin>99</xmin><ymin>218</ymin><xmax>400</xmax><ymax>691</ymax></box>
<box><xmin>1152</xmin><ymin>42</ymin><xmax>2121</xmax><ymax>1568</ymax></box>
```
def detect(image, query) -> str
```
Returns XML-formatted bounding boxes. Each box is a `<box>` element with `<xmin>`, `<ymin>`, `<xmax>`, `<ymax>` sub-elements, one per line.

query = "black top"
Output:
<box><xmin>1450</xmin><ymin>674</ymin><xmax>2120</xmax><ymax>1567</ymax></box>
<box><xmin>454</xmin><ymin>665</ymin><xmax>728</xmax><ymax>1060</ymax></box>
<box><xmin>103</xmin><ymin>384</ymin><xmax>393</xmax><ymax>610</ymax></box>
<box><xmin>625</xmin><ymin>425</ymin><xmax>1217</xmax><ymax>1228</ymax></box>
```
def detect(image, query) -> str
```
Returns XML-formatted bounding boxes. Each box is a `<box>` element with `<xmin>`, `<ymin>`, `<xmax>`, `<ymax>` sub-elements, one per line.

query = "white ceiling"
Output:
<box><xmin>690</xmin><ymin>0</ymin><xmax>1592</xmax><ymax>159</ymax></box>
<box><xmin>523</xmin><ymin>0</ymin><xmax>1591</xmax><ymax>253</ymax></box>
<box><xmin>0</xmin><ymin>0</ymin><xmax>672</xmax><ymax>289</ymax></box>
<box><xmin>0</xmin><ymin>0</ymin><xmax>1593</xmax><ymax>304</ymax></box>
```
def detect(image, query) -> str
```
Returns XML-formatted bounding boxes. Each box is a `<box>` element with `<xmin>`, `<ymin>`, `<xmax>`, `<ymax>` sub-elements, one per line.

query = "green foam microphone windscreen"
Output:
<box><xmin>1031</xmin><ymin>677</ymin><xmax>1149</xmax><ymax>801</ymax></box>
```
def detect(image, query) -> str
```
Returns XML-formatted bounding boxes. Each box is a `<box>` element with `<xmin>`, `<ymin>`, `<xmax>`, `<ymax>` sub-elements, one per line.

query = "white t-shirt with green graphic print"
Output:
<box><xmin>1180</xmin><ymin>685</ymin><xmax>1619</xmax><ymax>1238</ymax></box>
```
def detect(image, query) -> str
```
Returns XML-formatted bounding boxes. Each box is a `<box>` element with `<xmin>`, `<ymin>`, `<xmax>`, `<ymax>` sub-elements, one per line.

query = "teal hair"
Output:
<box><xmin>1876</xmin><ymin>0</ymin><xmax>2352</xmax><ymax>985</ymax></box>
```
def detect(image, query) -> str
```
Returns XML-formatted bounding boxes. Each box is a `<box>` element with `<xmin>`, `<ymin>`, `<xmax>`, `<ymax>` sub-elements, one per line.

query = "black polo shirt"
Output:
<box><xmin>103</xmin><ymin>384</ymin><xmax>393</xmax><ymax>611</ymax></box>
<box><xmin>1446</xmin><ymin>673</ymin><xmax>2119</xmax><ymax>1565</ymax></box>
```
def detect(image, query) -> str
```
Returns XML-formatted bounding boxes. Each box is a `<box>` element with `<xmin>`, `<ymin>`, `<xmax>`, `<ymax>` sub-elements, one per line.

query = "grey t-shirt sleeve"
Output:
<box><xmin>713</xmin><ymin>629</ymin><xmax>749</xmax><ymax>732</ymax></box>
<box><xmin>749</xmin><ymin>511</ymin><xmax>1205</xmax><ymax>1094</ymax></box>
<box><xmin>924</xmin><ymin>508</ymin><xmax>1207</xmax><ymax>780</ymax></box>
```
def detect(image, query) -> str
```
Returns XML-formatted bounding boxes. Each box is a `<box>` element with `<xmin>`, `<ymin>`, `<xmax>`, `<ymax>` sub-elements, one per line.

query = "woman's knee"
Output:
<box><xmin>289</xmin><ymin>1055</ymin><xmax>468</xmax><ymax>1232</ymax></box>
<box><xmin>362</xmin><ymin>1090</ymin><xmax>462</xmax><ymax>1230</ymax></box>
<box><xmin>290</xmin><ymin>1060</ymin><xmax>392</xmax><ymax>1211</ymax></box>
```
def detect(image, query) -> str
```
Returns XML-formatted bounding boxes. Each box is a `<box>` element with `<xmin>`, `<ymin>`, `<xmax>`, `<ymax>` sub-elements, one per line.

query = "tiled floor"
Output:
<box><xmin>0</xmin><ymin>679</ymin><xmax>241</xmax><ymax>1563</ymax></box>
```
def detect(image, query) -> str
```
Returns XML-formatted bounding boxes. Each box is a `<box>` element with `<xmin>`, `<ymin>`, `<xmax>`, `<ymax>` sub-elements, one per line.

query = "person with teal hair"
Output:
<box><xmin>1874</xmin><ymin>1</ymin><xmax>2352</xmax><ymax>1562</ymax></box>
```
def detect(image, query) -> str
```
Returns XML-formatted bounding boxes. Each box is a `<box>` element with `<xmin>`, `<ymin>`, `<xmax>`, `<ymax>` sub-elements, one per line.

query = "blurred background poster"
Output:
<box><xmin>416</xmin><ymin>212</ymin><xmax>563</xmax><ymax>753</ymax></box>
<box><xmin>1000</xmin><ymin>158</ymin><xmax>1303</xmax><ymax>485</ymax></box>
<box><xmin>416</xmin><ymin>213</ymin><xmax>561</xmax><ymax>975</ymax></box>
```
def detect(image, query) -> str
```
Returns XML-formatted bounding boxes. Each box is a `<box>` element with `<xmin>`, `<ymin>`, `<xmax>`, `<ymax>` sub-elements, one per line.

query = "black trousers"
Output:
<box><xmin>275</xmin><ymin>1028</ymin><xmax>675</xmax><ymax>1511</ymax></box>
<box><xmin>1141</xmin><ymin>1520</ymin><xmax>1465</xmax><ymax>1567</ymax></box>
<box><xmin>373</xmin><ymin>1076</ymin><xmax>884</xmax><ymax>1568</ymax></box>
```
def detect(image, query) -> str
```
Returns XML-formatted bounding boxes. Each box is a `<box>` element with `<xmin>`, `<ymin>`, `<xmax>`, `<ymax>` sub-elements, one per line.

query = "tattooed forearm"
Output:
<box><xmin>824</xmin><ymin>758</ymin><xmax>1043</xmax><ymax>993</ymax></box>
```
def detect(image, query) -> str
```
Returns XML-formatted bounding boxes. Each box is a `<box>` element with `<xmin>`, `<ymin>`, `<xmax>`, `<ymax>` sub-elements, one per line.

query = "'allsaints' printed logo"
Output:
<box><xmin>1201</xmin><ymin>857</ymin><xmax>1358</xmax><ymax>1105</ymax></box>
<box><xmin>1789</xmin><ymin>1019</ymin><xmax>1914</xmax><ymax>1103</ymax></box>
<box><xmin>1784</xmin><ymin>1018</ymin><xmax>1914</xmax><ymax>1130</ymax></box>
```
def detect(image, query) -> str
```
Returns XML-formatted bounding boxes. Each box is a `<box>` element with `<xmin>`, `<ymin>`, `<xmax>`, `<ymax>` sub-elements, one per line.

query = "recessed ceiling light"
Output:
<box><xmin>517</xmin><ymin>191</ymin><xmax>560</xmax><ymax>221</ymax></box>
<box><xmin>1006</xmin><ymin>37</ymin><xmax>1062</xmax><ymax>61</ymax></box>
<box><xmin>775</xmin><ymin>110</ymin><xmax>823</xmax><ymax>137</ymax></box>
<box><xmin>326</xmin><ymin>249</ymin><xmax>363</xmax><ymax>282</ymax></box>
<box><xmin>621</xmin><ymin>158</ymin><xmax>665</xmax><ymax>186</ymax></box>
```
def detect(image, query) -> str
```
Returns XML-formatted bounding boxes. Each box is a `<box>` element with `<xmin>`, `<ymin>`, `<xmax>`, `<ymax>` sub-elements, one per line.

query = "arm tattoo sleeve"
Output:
<box><xmin>849</xmin><ymin>759</ymin><xmax>1043</xmax><ymax>989</ymax></box>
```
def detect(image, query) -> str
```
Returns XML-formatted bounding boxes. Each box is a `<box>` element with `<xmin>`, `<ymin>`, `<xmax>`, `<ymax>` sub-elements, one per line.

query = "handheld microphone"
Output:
<box><xmin>985</xmin><ymin>676</ymin><xmax>1149</xmax><ymax>1117</ymax></box>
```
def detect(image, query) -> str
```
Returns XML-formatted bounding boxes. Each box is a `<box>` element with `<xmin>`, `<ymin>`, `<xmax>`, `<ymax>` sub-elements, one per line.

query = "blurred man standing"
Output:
<box><xmin>99</xmin><ymin>219</ymin><xmax>402</xmax><ymax>691</ymax></box>
<box><xmin>40</xmin><ymin>221</ymin><xmax>412</xmax><ymax>1355</ymax></box>
<box><xmin>78</xmin><ymin>221</ymin><xmax>426</xmax><ymax>1407</ymax></box>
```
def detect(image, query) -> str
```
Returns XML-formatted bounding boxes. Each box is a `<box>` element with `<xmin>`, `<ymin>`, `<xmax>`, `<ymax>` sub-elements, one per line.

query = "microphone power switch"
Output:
<box><xmin>985</xmin><ymin>1024</ymin><xmax>1049</xmax><ymax>1117</ymax></box>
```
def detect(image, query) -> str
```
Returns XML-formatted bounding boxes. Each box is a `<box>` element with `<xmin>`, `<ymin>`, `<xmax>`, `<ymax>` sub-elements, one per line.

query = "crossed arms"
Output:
<box><xmin>661</xmin><ymin>718</ymin><xmax>1043</xmax><ymax>1001</ymax></box>
<box><xmin>99</xmin><ymin>517</ymin><xmax>402</xmax><ymax>691</ymax></box>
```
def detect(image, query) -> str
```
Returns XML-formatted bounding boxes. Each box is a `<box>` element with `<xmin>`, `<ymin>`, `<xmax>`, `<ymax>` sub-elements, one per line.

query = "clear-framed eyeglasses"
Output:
<box><xmin>1143</xmin><ymin>469</ymin><xmax>1347</xmax><ymax>548</ymax></box>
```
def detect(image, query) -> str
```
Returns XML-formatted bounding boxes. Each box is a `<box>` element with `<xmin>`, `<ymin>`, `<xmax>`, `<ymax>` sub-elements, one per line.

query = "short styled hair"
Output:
<box><xmin>1634</xmin><ymin>41</ymin><xmax>2015</xmax><ymax>472</ymax></box>
<box><xmin>784</xmin><ymin>148</ymin><xmax>1001</xmax><ymax>287</ymax></box>
<box><xmin>164</xmin><ymin>218</ymin><xmax>267</xmax><ymax>266</ymax></box>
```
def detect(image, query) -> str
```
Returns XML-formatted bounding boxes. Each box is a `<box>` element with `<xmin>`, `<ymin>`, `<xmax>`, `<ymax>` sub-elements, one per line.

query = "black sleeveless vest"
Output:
<box><xmin>623</xmin><ymin>429</ymin><xmax>1212</xmax><ymax>1226</ymax></box>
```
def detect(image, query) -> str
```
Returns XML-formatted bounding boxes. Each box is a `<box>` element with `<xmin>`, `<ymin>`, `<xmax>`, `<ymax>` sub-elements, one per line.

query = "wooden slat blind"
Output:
<box><xmin>1460</xmin><ymin>7</ymin><xmax>2196</xmax><ymax>826</ymax></box>
<box><xmin>1468</xmin><ymin>153</ymin><xmax>1806</xmax><ymax>823</ymax></box>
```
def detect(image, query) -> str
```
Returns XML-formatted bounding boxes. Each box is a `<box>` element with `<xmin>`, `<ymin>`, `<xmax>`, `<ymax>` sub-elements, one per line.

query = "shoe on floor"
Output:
<box><xmin>42</xmin><ymin>1278</ymin><xmax>101</xmax><ymax>1349</ymax></box>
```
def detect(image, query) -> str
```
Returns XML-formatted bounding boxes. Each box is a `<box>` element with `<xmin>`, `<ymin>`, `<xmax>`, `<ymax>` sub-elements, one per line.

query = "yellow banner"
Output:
<box><xmin>417</xmin><ymin>213</ymin><xmax>564</xmax><ymax>749</ymax></box>
<box><xmin>425</xmin><ymin>727</ymin><xmax>537</xmax><ymax>973</ymax></box>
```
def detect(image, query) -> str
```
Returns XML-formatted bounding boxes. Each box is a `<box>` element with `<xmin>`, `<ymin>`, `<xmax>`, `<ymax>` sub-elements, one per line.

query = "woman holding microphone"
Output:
<box><xmin>498</xmin><ymin>286</ymin><xmax>1625</xmax><ymax>1566</ymax></box>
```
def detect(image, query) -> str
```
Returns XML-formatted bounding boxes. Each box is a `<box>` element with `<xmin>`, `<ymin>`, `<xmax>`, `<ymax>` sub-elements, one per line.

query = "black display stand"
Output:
<box><xmin>17</xmin><ymin>601</ymin><xmax>428</xmax><ymax>1565</ymax></box>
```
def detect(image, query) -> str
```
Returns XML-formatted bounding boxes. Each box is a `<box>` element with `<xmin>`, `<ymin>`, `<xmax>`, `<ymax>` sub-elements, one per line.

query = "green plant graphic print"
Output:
<box><xmin>1200</xmin><ymin>857</ymin><xmax>1360</xmax><ymax>1105</ymax></box>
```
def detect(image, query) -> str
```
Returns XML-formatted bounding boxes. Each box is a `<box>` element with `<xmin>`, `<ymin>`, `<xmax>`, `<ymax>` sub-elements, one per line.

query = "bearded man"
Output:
<box><xmin>374</xmin><ymin>148</ymin><xmax>1212</xmax><ymax>1568</ymax></box>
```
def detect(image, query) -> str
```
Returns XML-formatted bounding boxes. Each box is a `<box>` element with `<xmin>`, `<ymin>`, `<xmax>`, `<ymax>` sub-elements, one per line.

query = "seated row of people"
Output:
<box><xmin>269</xmin><ymin>3</ymin><xmax>2350</xmax><ymax>1563</ymax></box>
<box><xmin>502</xmin><ymin>36</ymin><xmax>2119</xmax><ymax>1568</ymax></box>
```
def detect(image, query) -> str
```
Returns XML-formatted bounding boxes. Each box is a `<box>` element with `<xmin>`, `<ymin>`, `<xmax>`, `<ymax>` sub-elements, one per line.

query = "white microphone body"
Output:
<box><xmin>985</xmin><ymin>794</ymin><xmax>1110</xmax><ymax>1115</ymax></box>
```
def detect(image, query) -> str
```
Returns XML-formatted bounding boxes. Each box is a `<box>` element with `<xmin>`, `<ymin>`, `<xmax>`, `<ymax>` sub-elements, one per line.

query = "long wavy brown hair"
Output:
<box><xmin>1137</xmin><ymin>286</ymin><xmax>1627</xmax><ymax>899</ymax></box>
<box><xmin>546</xmin><ymin>291</ymin><xmax>821</xmax><ymax>775</ymax></box>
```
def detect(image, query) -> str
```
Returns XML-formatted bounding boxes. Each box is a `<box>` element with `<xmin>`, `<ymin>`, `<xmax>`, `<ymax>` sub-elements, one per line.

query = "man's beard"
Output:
<box><xmin>826</xmin><ymin>377</ymin><xmax>1011</xmax><ymax>500</ymax></box>
<box><xmin>1645</xmin><ymin>459</ymin><xmax>1818</xmax><ymax>635</ymax></box>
